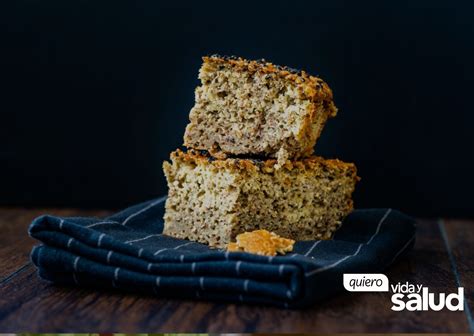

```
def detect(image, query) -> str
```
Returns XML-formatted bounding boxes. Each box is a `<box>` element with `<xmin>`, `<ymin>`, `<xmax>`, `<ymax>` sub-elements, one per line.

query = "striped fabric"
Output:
<box><xmin>28</xmin><ymin>197</ymin><xmax>416</xmax><ymax>308</ymax></box>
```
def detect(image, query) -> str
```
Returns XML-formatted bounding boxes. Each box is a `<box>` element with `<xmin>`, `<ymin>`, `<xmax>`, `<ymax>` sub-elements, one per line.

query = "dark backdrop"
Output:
<box><xmin>1</xmin><ymin>0</ymin><xmax>474</xmax><ymax>217</ymax></box>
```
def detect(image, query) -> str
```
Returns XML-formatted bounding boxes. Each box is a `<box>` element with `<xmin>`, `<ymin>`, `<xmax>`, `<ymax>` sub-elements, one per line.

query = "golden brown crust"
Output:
<box><xmin>227</xmin><ymin>229</ymin><xmax>295</xmax><ymax>256</ymax></box>
<box><xmin>170</xmin><ymin>148</ymin><xmax>359</xmax><ymax>179</ymax></box>
<box><xmin>203</xmin><ymin>55</ymin><xmax>337</xmax><ymax>117</ymax></box>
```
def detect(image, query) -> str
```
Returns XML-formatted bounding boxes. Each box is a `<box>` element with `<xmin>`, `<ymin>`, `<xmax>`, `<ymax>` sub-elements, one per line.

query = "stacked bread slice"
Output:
<box><xmin>163</xmin><ymin>55</ymin><xmax>359</xmax><ymax>248</ymax></box>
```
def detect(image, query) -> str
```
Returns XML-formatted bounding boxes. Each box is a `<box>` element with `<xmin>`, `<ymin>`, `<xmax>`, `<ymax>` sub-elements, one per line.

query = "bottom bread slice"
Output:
<box><xmin>163</xmin><ymin>149</ymin><xmax>359</xmax><ymax>248</ymax></box>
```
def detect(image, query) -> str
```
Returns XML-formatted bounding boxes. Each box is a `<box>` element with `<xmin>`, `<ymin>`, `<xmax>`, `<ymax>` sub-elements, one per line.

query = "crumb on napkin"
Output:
<box><xmin>227</xmin><ymin>229</ymin><xmax>295</xmax><ymax>256</ymax></box>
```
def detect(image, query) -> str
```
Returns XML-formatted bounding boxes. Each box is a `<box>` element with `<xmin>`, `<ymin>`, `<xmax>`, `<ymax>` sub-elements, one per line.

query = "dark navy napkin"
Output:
<box><xmin>28</xmin><ymin>196</ymin><xmax>416</xmax><ymax>308</ymax></box>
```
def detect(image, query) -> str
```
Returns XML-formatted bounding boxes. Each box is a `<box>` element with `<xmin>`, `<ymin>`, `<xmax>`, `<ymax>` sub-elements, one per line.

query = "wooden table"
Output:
<box><xmin>0</xmin><ymin>208</ymin><xmax>472</xmax><ymax>333</ymax></box>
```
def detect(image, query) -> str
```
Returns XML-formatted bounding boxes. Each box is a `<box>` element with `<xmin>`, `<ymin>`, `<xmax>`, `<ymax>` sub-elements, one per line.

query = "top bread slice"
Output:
<box><xmin>184</xmin><ymin>55</ymin><xmax>338</xmax><ymax>165</ymax></box>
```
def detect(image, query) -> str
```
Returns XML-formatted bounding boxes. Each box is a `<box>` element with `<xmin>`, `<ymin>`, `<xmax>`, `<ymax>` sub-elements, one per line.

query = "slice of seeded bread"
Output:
<box><xmin>163</xmin><ymin>149</ymin><xmax>359</xmax><ymax>248</ymax></box>
<box><xmin>183</xmin><ymin>55</ymin><xmax>338</xmax><ymax>166</ymax></box>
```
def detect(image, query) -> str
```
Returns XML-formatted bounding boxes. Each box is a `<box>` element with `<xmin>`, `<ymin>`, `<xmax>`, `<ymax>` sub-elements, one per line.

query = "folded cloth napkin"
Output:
<box><xmin>29</xmin><ymin>196</ymin><xmax>416</xmax><ymax>308</ymax></box>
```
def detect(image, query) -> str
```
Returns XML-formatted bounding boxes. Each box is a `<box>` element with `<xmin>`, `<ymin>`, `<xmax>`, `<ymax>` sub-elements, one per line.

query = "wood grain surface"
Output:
<box><xmin>0</xmin><ymin>208</ymin><xmax>112</xmax><ymax>279</ymax></box>
<box><xmin>443</xmin><ymin>219</ymin><xmax>474</xmax><ymax>331</ymax></box>
<box><xmin>0</xmin><ymin>208</ymin><xmax>472</xmax><ymax>333</ymax></box>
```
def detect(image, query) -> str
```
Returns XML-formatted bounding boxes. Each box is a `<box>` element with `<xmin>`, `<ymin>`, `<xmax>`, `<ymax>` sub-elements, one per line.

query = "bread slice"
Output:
<box><xmin>183</xmin><ymin>55</ymin><xmax>338</xmax><ymax>166</ymax></box>
<box><xmin>163</xmin><ymin>149</ymin><xmax>358</xmax><ymax>248</ymax></box>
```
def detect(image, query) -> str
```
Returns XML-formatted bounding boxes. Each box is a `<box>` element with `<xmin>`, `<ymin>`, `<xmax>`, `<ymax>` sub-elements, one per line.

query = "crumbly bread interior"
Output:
<box><xmin>163</xmin><ymin>150</ymin><xmax>358</xmax><ymax>248</ymax></box>
<box><xmin>163</xmin><ymin>157</ymin><xmax>240</xmax><ymax>247</ymax></box>
<box><xmin>184</xmin><ymin>57</ymin><xmax>336</xmax><ymax>165</ymax></box>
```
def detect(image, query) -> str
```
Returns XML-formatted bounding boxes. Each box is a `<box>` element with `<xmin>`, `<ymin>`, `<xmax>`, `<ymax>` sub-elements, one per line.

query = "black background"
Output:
<box><xmin>1</xmin><ymin>0</ymin><xmax>473</xmax><ymax>217</ymax></box>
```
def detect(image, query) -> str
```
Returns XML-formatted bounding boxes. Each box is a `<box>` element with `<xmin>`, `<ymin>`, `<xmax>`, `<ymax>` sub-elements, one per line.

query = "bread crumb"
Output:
<box><xmin>227</xmin><ymin>242</ymin><xmax>240</xmax><ymax>252</ymax></box>
<box><xmin>227</xmin><ymin>229</ymin><xmax>295</xmax><ymax>256</ymax></box>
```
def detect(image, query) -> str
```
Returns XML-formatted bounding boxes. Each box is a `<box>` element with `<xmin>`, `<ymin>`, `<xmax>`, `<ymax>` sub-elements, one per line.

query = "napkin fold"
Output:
<box><xmin>29</xmin><ymin>196</ymin><xmax>416</xmax><ymax>308</ymax></box>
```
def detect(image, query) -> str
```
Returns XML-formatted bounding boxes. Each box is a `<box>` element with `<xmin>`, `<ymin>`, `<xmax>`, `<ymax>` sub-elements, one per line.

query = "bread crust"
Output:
<box><xmin>171</xmin><ymin>148</ymin><xmax>359</xmax><ymax>178</ymax></box>
<box><xmin>204</xmin><ymin>55</ymin><xmax>337</xmax><ymax>113</ymax></box>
